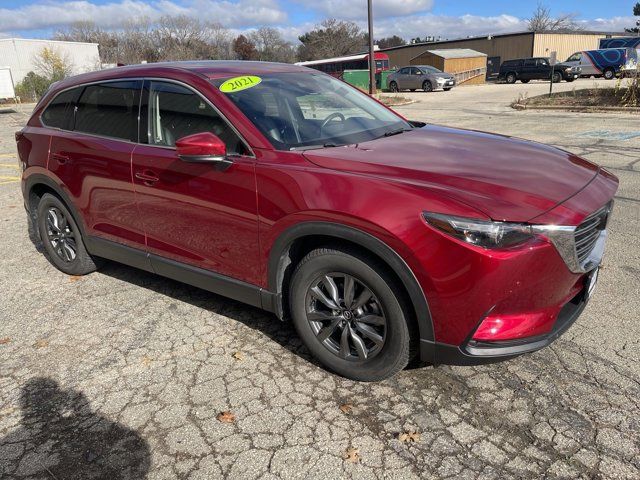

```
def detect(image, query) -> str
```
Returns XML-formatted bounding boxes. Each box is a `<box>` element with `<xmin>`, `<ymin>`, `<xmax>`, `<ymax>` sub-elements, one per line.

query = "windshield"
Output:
<box><xmin>213</xmin><ymin>72</ymin><xmax>410</xmax><ymax>150</ymax></box>
<box><xmin>419</xmin><ymin>66</ymin><xmax>442</xmax><ymax>73</ymax></box>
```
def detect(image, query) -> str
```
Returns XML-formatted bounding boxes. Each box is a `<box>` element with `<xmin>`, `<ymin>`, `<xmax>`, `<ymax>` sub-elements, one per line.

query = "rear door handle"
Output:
<box><xmin>135</xmin><ymin>171</ymin><xmax>160</xmax><ymax>185</ymax></box>
<box><xmin>51</xmin><ymin>153</ymin><xmax>69</xmax><ymax>164</ymax></box>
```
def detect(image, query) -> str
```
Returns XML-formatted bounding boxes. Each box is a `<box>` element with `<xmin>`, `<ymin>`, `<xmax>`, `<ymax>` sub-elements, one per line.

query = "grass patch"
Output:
<box><xmin>375</xmin><ymin>94</ymin><xmax>413</xmax><ymax>106</ymax></box>
<box><xmin>513</xmin><ymin>85</ymin><xmax>639</xmax><ymax>110</ymax></box>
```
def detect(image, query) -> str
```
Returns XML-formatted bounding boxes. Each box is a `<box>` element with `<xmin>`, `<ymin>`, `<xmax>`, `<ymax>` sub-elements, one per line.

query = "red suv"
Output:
<box><xmin>17</xmin><ymin>62</ymin><xmax>617</xmax><ymax>381</ymax></box>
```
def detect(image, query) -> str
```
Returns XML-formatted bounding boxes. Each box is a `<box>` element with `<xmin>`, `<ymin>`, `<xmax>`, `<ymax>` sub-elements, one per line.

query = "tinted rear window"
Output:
<box><xmin>41</xmin><ymin>88</ymin><xmax>80</xmax><ymax>129</ymax></box>
<box><xmin>74</xmin><ymin>81</ymin><xmax>141</xmax><ymax>141</ymax></box>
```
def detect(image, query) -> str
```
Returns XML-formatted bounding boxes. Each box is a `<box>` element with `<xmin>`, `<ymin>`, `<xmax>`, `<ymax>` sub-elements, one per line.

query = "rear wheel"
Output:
<box><xmin>389</xmin><ymin>81</ymin><xmax>399</xmax><ymax>92</ymax></box>
<box><xmin>603</xmin><ymin>68</ymin><xmax>615</xmax><ymax>80</ymax></box>
<box><xmin>552</xmin><ymin>71</ymin><xmax>562</xmax><ymax>83</ymax></box>
<box><xmin>505</xmin><ymin>72</ymin><xmax>517</xmax><ymax>84</ymax></box>
<box><xmin>422</xmin><ymin>80</ymin><xmax>433</xmax><ymax>92</ymax></box>
<box><xmin>289</xmin><ymin>247</ymin><xmax>413</xmax><ymax>382</ymax></box>
<box><xmin>37</xmin><ymin>193</ymin><xmax>101</xmax><ymax>275</ymax></box>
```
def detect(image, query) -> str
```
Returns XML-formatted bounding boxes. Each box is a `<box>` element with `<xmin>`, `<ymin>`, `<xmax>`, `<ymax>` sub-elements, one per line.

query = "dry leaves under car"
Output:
<box><xmin>339</xmin><ymin>403</ymin><xmax>353</xmax><ymax>414</ymax></box>
<box><xmin>217</xmin><ymin>411</ymin><xmax>236</xmax><ymax>423</ymax></box>
<box><xmin>0</xmin><ymin>337</ymin><xmax>10</xmax><ymax>345</ymax></box>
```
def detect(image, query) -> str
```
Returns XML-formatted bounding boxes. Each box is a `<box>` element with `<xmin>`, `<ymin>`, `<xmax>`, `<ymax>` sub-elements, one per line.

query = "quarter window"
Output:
<box><xmin>146</xmin><ymin>81</ymin><xmax>248</xmax><ymax>155</ymax></box>
<box><xmin>74</xmin><ymin>81</ymin><xmax>140</xmax><ymax>141</ymax></box>
<box><xmin>41</xmin><ymin>88</ymin><xmax>81</xmax><ymax>129</ymax></box>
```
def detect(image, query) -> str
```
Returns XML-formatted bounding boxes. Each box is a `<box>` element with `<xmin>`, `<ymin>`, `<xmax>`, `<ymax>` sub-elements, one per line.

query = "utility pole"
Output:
<box><xmin>367</xmin><ymin>0</ymin><xmax>376</xmax><ymax>95</ymax></box>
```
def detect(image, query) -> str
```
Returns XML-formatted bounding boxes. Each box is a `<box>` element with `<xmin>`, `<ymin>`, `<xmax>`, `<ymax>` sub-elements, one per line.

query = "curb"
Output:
<box><xmin>512</xmin><ymin>104</ymin><xmax>640</xmax><ymax>113</ymax></box>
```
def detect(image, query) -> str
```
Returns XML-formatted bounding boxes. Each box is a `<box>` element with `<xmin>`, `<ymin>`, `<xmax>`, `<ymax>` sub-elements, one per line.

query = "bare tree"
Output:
<box><xmin>527</xmin><ymin>3</ymin><xmax>582</xmax><ymax>32</ymax></box>
<box><xmin>249</xmin><ymin>27</ymin><xmax>296</xmax><ymax>63</ymax></box>
<box><xmin>298</xmin><ymin>19</ymin><xmax>366</xmax><ymax>61</ymax></box>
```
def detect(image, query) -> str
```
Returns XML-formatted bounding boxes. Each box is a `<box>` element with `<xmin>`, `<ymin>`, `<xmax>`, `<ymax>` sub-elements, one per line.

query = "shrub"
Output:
<box><xmin>15</xmin><ymin>72</ymin><xmax>51</xmax><ymax>102</ymax></box>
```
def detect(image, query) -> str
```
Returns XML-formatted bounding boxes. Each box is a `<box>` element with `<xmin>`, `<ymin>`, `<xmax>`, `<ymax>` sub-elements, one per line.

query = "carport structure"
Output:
<box><xmin>409</xmin><ymin>49</ymin><xmax>487</xmax><ymax>85</ymax></box>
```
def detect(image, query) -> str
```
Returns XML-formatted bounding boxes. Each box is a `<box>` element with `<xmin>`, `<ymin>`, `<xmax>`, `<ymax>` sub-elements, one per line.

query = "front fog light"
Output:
<box><xmin>423</xmin><ymin>212</ymin><xmax>534</xmax><ymax>249</ymax></box>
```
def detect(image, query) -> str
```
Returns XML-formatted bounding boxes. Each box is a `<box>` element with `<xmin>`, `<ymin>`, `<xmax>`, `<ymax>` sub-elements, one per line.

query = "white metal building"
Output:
<box><xmin>0</xmin><ymin>38</ymin><xmax>100</xmax><ymax>84</ymax></box>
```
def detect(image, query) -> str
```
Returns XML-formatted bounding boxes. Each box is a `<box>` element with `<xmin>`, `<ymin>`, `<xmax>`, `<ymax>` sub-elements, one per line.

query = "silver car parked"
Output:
<box><xmin>387</xmin><ymin>65</ymin><xmax>456</xmax><ymax>92</ymax></box>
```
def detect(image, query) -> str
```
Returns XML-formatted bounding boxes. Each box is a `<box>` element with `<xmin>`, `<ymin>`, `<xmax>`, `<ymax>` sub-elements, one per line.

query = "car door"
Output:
<box><xmin>409</xmin><ymin>67</ymin><xmax>423</xmax><ymax>89</ymax></box>
<box><xmin>47</xmin><ymin>80</ymin><xmax>147</xmax><ymax>251</ymax></box>
<box><xmin>131</xmin><ymin>80</ymin><xmax>261</xmax><ymax>285</ymax></box>
<box><xmin>536</xmin><ymin>58</ymin><xmax>552</xmax><ymax>79</ymax></box>
<box><xmin>395</xmin><ymin>68</ymin><xmax>411</xmax><ymax>90</ymax></box>
<box><xmin>521</xmin><ymin>59</ymin><xmax>537</xmax><ymax>80</ymax></box>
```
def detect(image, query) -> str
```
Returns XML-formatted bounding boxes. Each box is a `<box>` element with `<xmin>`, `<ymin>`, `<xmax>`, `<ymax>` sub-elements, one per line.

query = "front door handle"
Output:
<box><xmin>135</xmin><ymin>171</ymin><xmax>160</xmax><ymax>185</ymax></box>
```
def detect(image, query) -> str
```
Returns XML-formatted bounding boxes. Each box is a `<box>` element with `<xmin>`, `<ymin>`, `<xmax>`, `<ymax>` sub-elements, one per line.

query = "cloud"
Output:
<box><xmin>295</xmin><ymin>0</ymin><xmax>434</xmax><ymax>20</ymax></box>
<box><xmin>0</xmin><ymin>0</ymin><xmax>287</xmax><ymax>32</ymax></box>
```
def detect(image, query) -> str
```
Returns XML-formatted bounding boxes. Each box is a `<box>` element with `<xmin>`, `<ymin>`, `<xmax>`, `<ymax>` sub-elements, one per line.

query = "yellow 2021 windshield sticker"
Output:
<box><xmin>219</xmin><ymin>76</ymin><xmax>262</xmax><ymax>93</ymax></box>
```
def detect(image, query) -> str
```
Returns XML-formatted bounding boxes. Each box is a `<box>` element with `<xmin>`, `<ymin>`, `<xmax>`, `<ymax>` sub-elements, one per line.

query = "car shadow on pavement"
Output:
<box><xmin>0</xmin><ymin>377</ymin><xmax>151</xmax><ymax>479</ymax></box>
<box><xmin>97</xmin><ymin>259</ymin><xmax>320</xmax><ymax>361</ymax></box>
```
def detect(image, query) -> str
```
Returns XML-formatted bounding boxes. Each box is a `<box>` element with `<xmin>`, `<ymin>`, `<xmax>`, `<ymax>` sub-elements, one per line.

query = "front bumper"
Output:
<box><xmin>420</xmin><ymin>277</ymin><xmax>591</xmax><ymax>365</ymax></box>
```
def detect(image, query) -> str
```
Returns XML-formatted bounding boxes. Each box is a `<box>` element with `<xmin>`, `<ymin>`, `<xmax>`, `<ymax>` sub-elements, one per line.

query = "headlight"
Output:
<box><xmin>436</xmin><ymin>78</ymin><xmax>446</xmax><ymax>83</ymax></box>
<box><xmin>423</xmin><ymin>212</ymin><xmax>534</xmax><ymax>249</ymax></box>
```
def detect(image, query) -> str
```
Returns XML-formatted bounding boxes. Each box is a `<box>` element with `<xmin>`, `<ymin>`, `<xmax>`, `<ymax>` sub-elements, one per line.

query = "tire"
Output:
<box><xmin>422</xmin><ymin>80</ymin><xmax>433</xmax><ymax>92</ymax></box>
<box><xmin>37</xmin><ymin>193</ymin><xmax>101</xmax><ymax>276</ymax></box>
<box><xmin>505</xmin><ymin>73</ymin><xmax>517</xmax><ymax>84</ymax></box>
<box><xmin>520</xmin><ymin>79</ymin><xmax>530</xmax><ymax>83</ymax></box>
<box><xmin>389</xmin><ymin>81</ymin><xmax>399</xmax><ymax>93</ymax></box>
<box><xmin>603</xmin><ymin>68</ymin><xmax>615</xmax><ymax>80</ymax></box>
<box><xmin>289</xmin><ymin>247</ymin><xmax>414</xmax><ymax>382</ymax></box>
<box><xmin>552</xmin><ymin>71</ymin><xmax>562</xmax><ymax>83</ymax></box>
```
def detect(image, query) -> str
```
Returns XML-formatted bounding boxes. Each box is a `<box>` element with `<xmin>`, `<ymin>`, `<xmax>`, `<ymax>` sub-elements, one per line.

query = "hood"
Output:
<box><xmin>302</xmin><ymin>125</ymin><xmax>600</xmax><ymax>222</ymax></box>
<box><xmin>433</xmin><ymin>72</ymin><xmax>454</xmax><ymax>79</ymax></box>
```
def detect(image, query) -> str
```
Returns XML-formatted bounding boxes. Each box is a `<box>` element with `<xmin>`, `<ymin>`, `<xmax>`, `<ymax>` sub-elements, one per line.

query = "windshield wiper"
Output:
<box><xmin>290</xmin><ymin>143</ymin><xmax>339</xmax><ymax>151</ymax></box>
<box><xmin>383</xmin><ymin>127</ymin><xmax>413</xmax><ymax>137</ymax></box>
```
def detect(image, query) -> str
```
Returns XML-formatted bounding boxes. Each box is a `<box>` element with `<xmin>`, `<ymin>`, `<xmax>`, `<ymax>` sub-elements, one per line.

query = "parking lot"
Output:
<box><xmin>1</xmin><ymin>79</ymin><xmax>639</xmax><ymax>479</ymax></box>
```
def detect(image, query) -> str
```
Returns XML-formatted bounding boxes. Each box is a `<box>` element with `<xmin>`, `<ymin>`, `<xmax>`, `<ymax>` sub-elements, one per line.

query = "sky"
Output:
<box><xmin>0</xmin><ymin>0</ymin><xmax>636</xmax><ymax>43</ymax></box>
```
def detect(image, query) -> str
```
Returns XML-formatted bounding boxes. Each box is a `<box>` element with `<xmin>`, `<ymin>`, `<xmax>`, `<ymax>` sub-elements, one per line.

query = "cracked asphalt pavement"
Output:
<box><xmin>1</xmin><ymin>79</ymin><xmax>639</xmax><ymax>479</ymax></box>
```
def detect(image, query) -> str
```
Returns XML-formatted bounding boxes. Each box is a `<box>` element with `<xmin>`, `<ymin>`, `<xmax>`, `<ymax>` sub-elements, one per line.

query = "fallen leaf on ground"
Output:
<box><xmin>343</xmin><ymin>447</ymin><xmax>360</xmax><ymax>463</ymax></box>
<box><xmin>34</xmin><ymin>339</ymin><xmax>49</xmax><ymax>348</ymax></box>
<box><xmin>398</xmin><ymin>430</ymin><xmax>421</xmax><ymax>443</ymax></box>
<box><xmin>339</xmin><ymin>403</ymin><xmax>353</xmax><ymax>414</ymax></box>
<box><xmin>232</xmin><ymin>351</ymin><xmax>244</xmax><ymax>361</ymax></box>
<box><xmin>69</xmin><ymin>275</ymin><xmax>82</xmax><ymax>282</ymax></box>
<box><xmin>0</xmin><ymin>337</ymin><xmax>10</xmax><ymax>345</ymax></box>
<box><xmin>141</xmin><ymin>356</ymin><xmax>153</xmax><ymax>366</ymax></box>
<box><xmin>217</xmin><ymin>411</ymin><xmax>236</xmax><ymax>423</ymax></box>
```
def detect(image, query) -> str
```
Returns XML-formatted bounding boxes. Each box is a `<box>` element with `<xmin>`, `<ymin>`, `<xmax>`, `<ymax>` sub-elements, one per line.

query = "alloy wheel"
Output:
<box><xmin>305</xmin><ymin>273</ymin><xmax>387</xmax><ymax>361</ymax></box>
<box><xmin>45</xmin><ymin>207</ymin><xmax>77</xmax><ymax>262</ymax></box>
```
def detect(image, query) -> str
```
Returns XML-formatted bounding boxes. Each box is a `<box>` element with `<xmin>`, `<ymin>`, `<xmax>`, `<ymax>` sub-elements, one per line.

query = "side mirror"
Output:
<box><xmin>175</xmin><ymin>132</ymin><xmax>232</xmax><ymax>169</ymax></box>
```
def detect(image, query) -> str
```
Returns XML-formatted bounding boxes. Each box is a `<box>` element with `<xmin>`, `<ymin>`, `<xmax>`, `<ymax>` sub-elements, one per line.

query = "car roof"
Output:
<box><xmin>49</xmin><ymin>61</ymin><xmax>311</xmax><ymax>90</ymax></box>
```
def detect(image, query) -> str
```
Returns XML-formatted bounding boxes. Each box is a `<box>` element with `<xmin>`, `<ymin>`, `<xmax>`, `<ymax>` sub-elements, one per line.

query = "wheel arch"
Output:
<box><xmin>267</xmin><ymin>222</ymin><xmax>434</xmax><ymax>345</ymax></box>
<box><xmin>24</xmin><ymin>173</ymin><xmax>87</xmax><ymax>239</ymax></box>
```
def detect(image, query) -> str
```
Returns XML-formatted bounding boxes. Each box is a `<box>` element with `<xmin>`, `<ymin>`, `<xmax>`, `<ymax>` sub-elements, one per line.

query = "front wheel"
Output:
<box><xmin>37</xmin><ymin>193</ymin><xmax>102</xmax><ymax>275</ymax></box>
<box><xmin>289</xmin><ymin>247</ymin><xmax>414</xmax><ymax>381</ymax></box>
<box><xmin>552</xmin><ymin>71</ymin><xmax>562</xmax><ymax>83</ymax></box>
<box><xmin>422</xmin><ymin>80</ymin><xmax>433</xmax><ymax>92</ymax></box>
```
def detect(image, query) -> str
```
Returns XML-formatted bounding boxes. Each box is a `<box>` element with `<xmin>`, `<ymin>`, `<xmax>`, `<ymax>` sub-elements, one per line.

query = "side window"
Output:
<box><xmin>41</xmin><ymin>88</ymin><xmax>81</xmax><ymax>129</ymax></box>
<box><xmin>147</xmin><ymin>81</ymin><xmax>248</xmax><ymax>155</ymax></box>
<box><xmin>397</xmin><ymin>67</ymin><xmax>409</xmax><ymax>75</ymax></box>
<box><xmin>410</xmin><ymin>67</ymin><xmax>422</xmax><ymax>75</ymax></box>
<box><xmin>74</xmin><ymin>81</ymin><xmax>140</xmax><ymax>141</ymax></box>
<box><xmin>524</xmin><ymin>59</ymin><xmax>536</xmax><ymax>67</ymax></box>
<box><xmin>567</xmin><ymin>53</ymin><xmax>581</xmax><ymax>62</ymax></box>
<box><xmin>537</xmin><ymin>59</ymin><xmax>549</xmax><ymax>66</ymax></box>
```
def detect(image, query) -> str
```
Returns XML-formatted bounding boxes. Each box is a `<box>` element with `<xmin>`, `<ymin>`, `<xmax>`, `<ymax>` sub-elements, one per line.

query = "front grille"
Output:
<box><xmin>574</xmin><ymin>203</ymin><xmax>611</xmax><ymax>265</ymax></box>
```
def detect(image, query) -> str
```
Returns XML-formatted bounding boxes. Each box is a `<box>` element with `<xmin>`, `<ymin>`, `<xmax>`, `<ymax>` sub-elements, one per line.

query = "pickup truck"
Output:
<box><xmin>498</xmin><ymin>57</ymin><xmax>581</xmax><ymax>84</ymax></box>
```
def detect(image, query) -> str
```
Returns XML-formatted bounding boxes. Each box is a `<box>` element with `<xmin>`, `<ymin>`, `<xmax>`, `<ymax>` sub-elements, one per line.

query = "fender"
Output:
<box><xmin>23</xmin><ymin>172</ymin><xmax>89</xmax><ymax>239</ymax></box>
<box><xmin>267</xmin><ymin>221</ymin><xmax>434</xmax><ymax>346</ymax></box>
